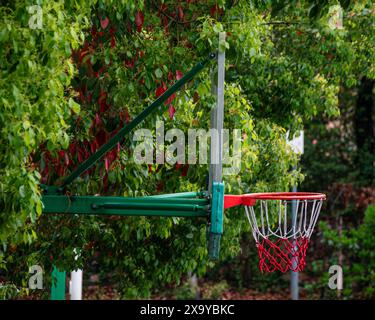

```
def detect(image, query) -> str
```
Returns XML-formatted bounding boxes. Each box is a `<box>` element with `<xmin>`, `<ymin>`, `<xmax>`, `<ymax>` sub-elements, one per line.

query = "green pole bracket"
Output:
<box><xmin>208</xmin><ymin>181</ymin><xmax>224</xmax><ymax>260</ymax></box>
<box><xmin>51</xmin><ymin>266</ymin><xmax>66</xmax><ymax>300</ymax></box>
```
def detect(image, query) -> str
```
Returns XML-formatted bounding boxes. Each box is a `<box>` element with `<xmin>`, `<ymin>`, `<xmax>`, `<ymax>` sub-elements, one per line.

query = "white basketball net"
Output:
<box><xmin>244</xmin><ymin>199</ymin><xmax>323</xmax><ymax>242</ymax></box>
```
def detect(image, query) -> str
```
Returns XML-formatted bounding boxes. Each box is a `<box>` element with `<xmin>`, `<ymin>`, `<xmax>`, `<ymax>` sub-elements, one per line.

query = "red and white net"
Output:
<box><xmin>244</xmin><ymin>199</ymin><xmax>323</xmax><ymax>273</ymax></box>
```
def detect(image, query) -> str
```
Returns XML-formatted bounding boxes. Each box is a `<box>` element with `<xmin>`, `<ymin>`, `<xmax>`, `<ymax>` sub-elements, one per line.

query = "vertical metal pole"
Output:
<box><xmin>287</xmin><ymin>131</ymin><xmax>303</xmax><ymax>300</ymax></box>
<box><xmin>209</xmin><ymin>31</ymin><xmax>225</xmax><ymax>189</ymax></box>
<box><xmin>208</xmin><ymin>32</ymin><xmax>226</xmax><ymax>260</ymax></box>
<box><xmin>291</xmin><ymin>184</ymin><xmax>299</xmax><ymax>300</ymax></box>
<box><xmin>208</xmin><ymin>70</ymin><xmax>217</xmax><ymax>194</ymax></box>
<box><xmin>51</xmin><ymin>266</ymin><xmax>66</xmax><ymax>300</ymax></box>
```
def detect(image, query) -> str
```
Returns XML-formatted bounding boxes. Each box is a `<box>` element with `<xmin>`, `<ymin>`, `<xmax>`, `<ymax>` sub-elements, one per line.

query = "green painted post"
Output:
<box><xmin>51</xmin><ymin>266</ymin><xmax>66</xmax><ymax>300</ymax></box>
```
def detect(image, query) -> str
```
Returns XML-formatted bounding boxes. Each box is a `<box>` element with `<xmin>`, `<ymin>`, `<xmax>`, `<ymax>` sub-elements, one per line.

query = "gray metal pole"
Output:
<box><xmin>209</xmin><ymin>31</ymin><xmax>225</xmax><ymax>190</ymax></box>
<box><xmin>291</xmin><ymin>184</ymin><xmax>299</xmax><ymax>300</ymax></box>
<box><xmin>193</xmin><ymin>32</ymin><xmax>225</xmax><ymax>297</ymax></box>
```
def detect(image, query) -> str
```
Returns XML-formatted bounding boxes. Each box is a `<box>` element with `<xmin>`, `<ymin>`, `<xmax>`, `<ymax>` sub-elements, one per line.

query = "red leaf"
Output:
<box><xmin>138</xmin><ymin>50</ymin><xmax>145</xmax><ymax>58</ymax></box>
<box><xmin>210</xmin><ymin>4</ymin><xmax>223</xmax><ymax>17</ymax></box>
<box><xmin>210</xmin><ymin>5</ymin><xmax>217</xmax><ymax>16</ymax></box>
<box><xmin>168</xmin><ymin>71</ymin><xmax>174</xmax><ymax>81</ymax></box>
<box><xmin>120</xmin><ymin>108</ymin><xmax>131</xmax><ymax>123</ymax></box>
<box><xmin>98</xmin><ymin>90</ymin><xmax>106</xmax><ymax>101</ymax></box>
<box><xmin>91</xmin><ymin>27</ymin><xmax>97</xmax><ymax>37</ymax></box>
<box><xmin>64</xmin><ymin>153</ymin><xmax>70</xmax><ymax>166</ymax></box>
<box><xmin>168</xmin><ymin>105</ymin><xmax>176</xmax><ymax>119</ymax></box>
<box><xmin>156</xmin><ymin>82</ymin><xmax>167</xmax><ymax>97</ymax></box>
<box><xmin>78</xmin><ymin>149</ymin><xmax>83</xmax><ymax>163</ymax></box>
<box><xmin>108</xmin><ymin>26</ymin><xmax>116</xmax><ymax>35</ymax></box>
<box><xmin>79</xmin><ymin>90</ymin><xmax>85</xmax><ymax>103</ymax></box>
<box><xmin>156</xmin><ymin>182</ymin><xmax>164</xmax><ymax>192</ymax></box>
<box><xmin>101</xmin><ymin>16</ymin><xmax>109</xmax><ymax>30</ymax></box>
<box><xmin>90</xmin><ymin>139</ymin><xmax>99</xmax><ymax>153</ymax></box>
<box><xmin>162</xmin><ymin>16</ymin><xmax>169</xmax><ymax>29</ymax></box>
<box><xmin>95</xmin><ymin>113</ymin><xmax>102</xmax><ymax>126</ymax></box>
<box><xmin>99</xmin><ymin>101</ymin><xmax>109</xmax><ymax>113</ymax></box>
<box><xmin>178</xmin><ymin>6</ymin><xmax>184</xmax><ymax>21</ymax></box>
<box><xmin>176</xmin><ymin>70</ymin><xmax>183</xmax><ymax>80</ymax></box>
<box><xmin>135</xmin><ymin>11</ymin><xmax>144</xmax><ymax>32</ymax></box>
<box><xmin>110</xmin><ymin>36</ymin><xmax>116</xmax><ymax>48</ymax></box>
<box><xmin>98</xmin><ymin>91</ymin><xmax>110</xmax><ymax>113</ymax></box>
<box><xmin>104</xmin><ymin>157</ymin><xmax>109</xmax><ymax>172</ymax></box>
<box><xmin>69</xmin><ymin>143</ymin><xmax>77</xmax><ymax>155</ymax></box>
<box><xmin>125</xmin><ymin>59</ymin><xmax>135</xmax><ymax>68</ymax></box>
<box><xmin>165</xmin><ymin>93</ymin><xmax>176</xmax><ymax>106</ymax></box>
<box><xmin>181</xmin><ymin>164</ymin><xmax>189</xmax><ymax>177</ymax></box>
<box><xmin>96</xmin><ymin>130</ymin><xmax>108</xmax><ymax>146</ymax></box>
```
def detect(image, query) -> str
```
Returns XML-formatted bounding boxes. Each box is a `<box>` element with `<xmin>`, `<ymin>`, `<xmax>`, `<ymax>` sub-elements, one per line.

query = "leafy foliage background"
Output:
<box><xmin>0</xmin><ymin>0</ymin><xmax>373</xmax><ymax>299</ymax></box>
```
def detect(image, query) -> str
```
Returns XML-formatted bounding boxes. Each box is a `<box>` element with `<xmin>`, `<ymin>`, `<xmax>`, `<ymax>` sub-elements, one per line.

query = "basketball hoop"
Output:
<box><xmin>225</xmin><ymin>192</ymin><xmax>326</xmax><ymax>273</ymax></box>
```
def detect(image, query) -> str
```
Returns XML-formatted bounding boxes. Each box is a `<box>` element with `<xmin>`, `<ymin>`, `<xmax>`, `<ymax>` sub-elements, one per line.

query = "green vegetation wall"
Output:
<box><xmin>0</xmin><ymin>0</ymin><xmax>373</xmax><ymax>298</ymax></box>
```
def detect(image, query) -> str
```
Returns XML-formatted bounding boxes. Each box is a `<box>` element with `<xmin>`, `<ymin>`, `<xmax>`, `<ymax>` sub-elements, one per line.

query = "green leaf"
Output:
<box><xmin>69</xmin><ymin>98</ymin><xmax>81</xmax><ymax>114</ymax></box>
<box><xmin>155</xmin><ymin>68</ymin><xmax>163</xmax><ymax>79</ymax></box>
<box><xmin>105</xmin><ymin>48</ymin><xmax>111</xmax><ymax>65</ymax></box>
<box><xmin>19</xmin><ymin>185</ymin><xmax>25</xmax><ymax>198</ymax></box>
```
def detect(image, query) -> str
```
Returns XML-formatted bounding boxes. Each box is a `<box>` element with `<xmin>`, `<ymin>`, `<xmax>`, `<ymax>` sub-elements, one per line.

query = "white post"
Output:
<box><xmin>69</xmin><ymin>249</ymin><xmax>83</xmax><ymax>300</ymax></box>
<box><xmin>69</xmin><ymin>269</ymin><xmax>83</xmax><ymax>300</ymax></box>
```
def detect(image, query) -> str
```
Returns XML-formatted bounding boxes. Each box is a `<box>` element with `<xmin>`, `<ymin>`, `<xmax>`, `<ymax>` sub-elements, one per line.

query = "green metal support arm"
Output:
<box><xmin>60</xmin><ymin>53</ymin><xmax>216</xmax><ymax>189</ymax></box>
<box><xmin>42</xmin><ymin>195</ymin><xmax>210</xmax><ymax>217</ymax></box>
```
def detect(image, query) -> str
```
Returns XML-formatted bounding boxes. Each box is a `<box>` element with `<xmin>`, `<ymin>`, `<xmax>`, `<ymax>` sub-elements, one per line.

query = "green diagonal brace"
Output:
<box><xmin>61</xmin><ymin>53</ymin><xmax>216</xmax><ymax>188</ymax></box>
